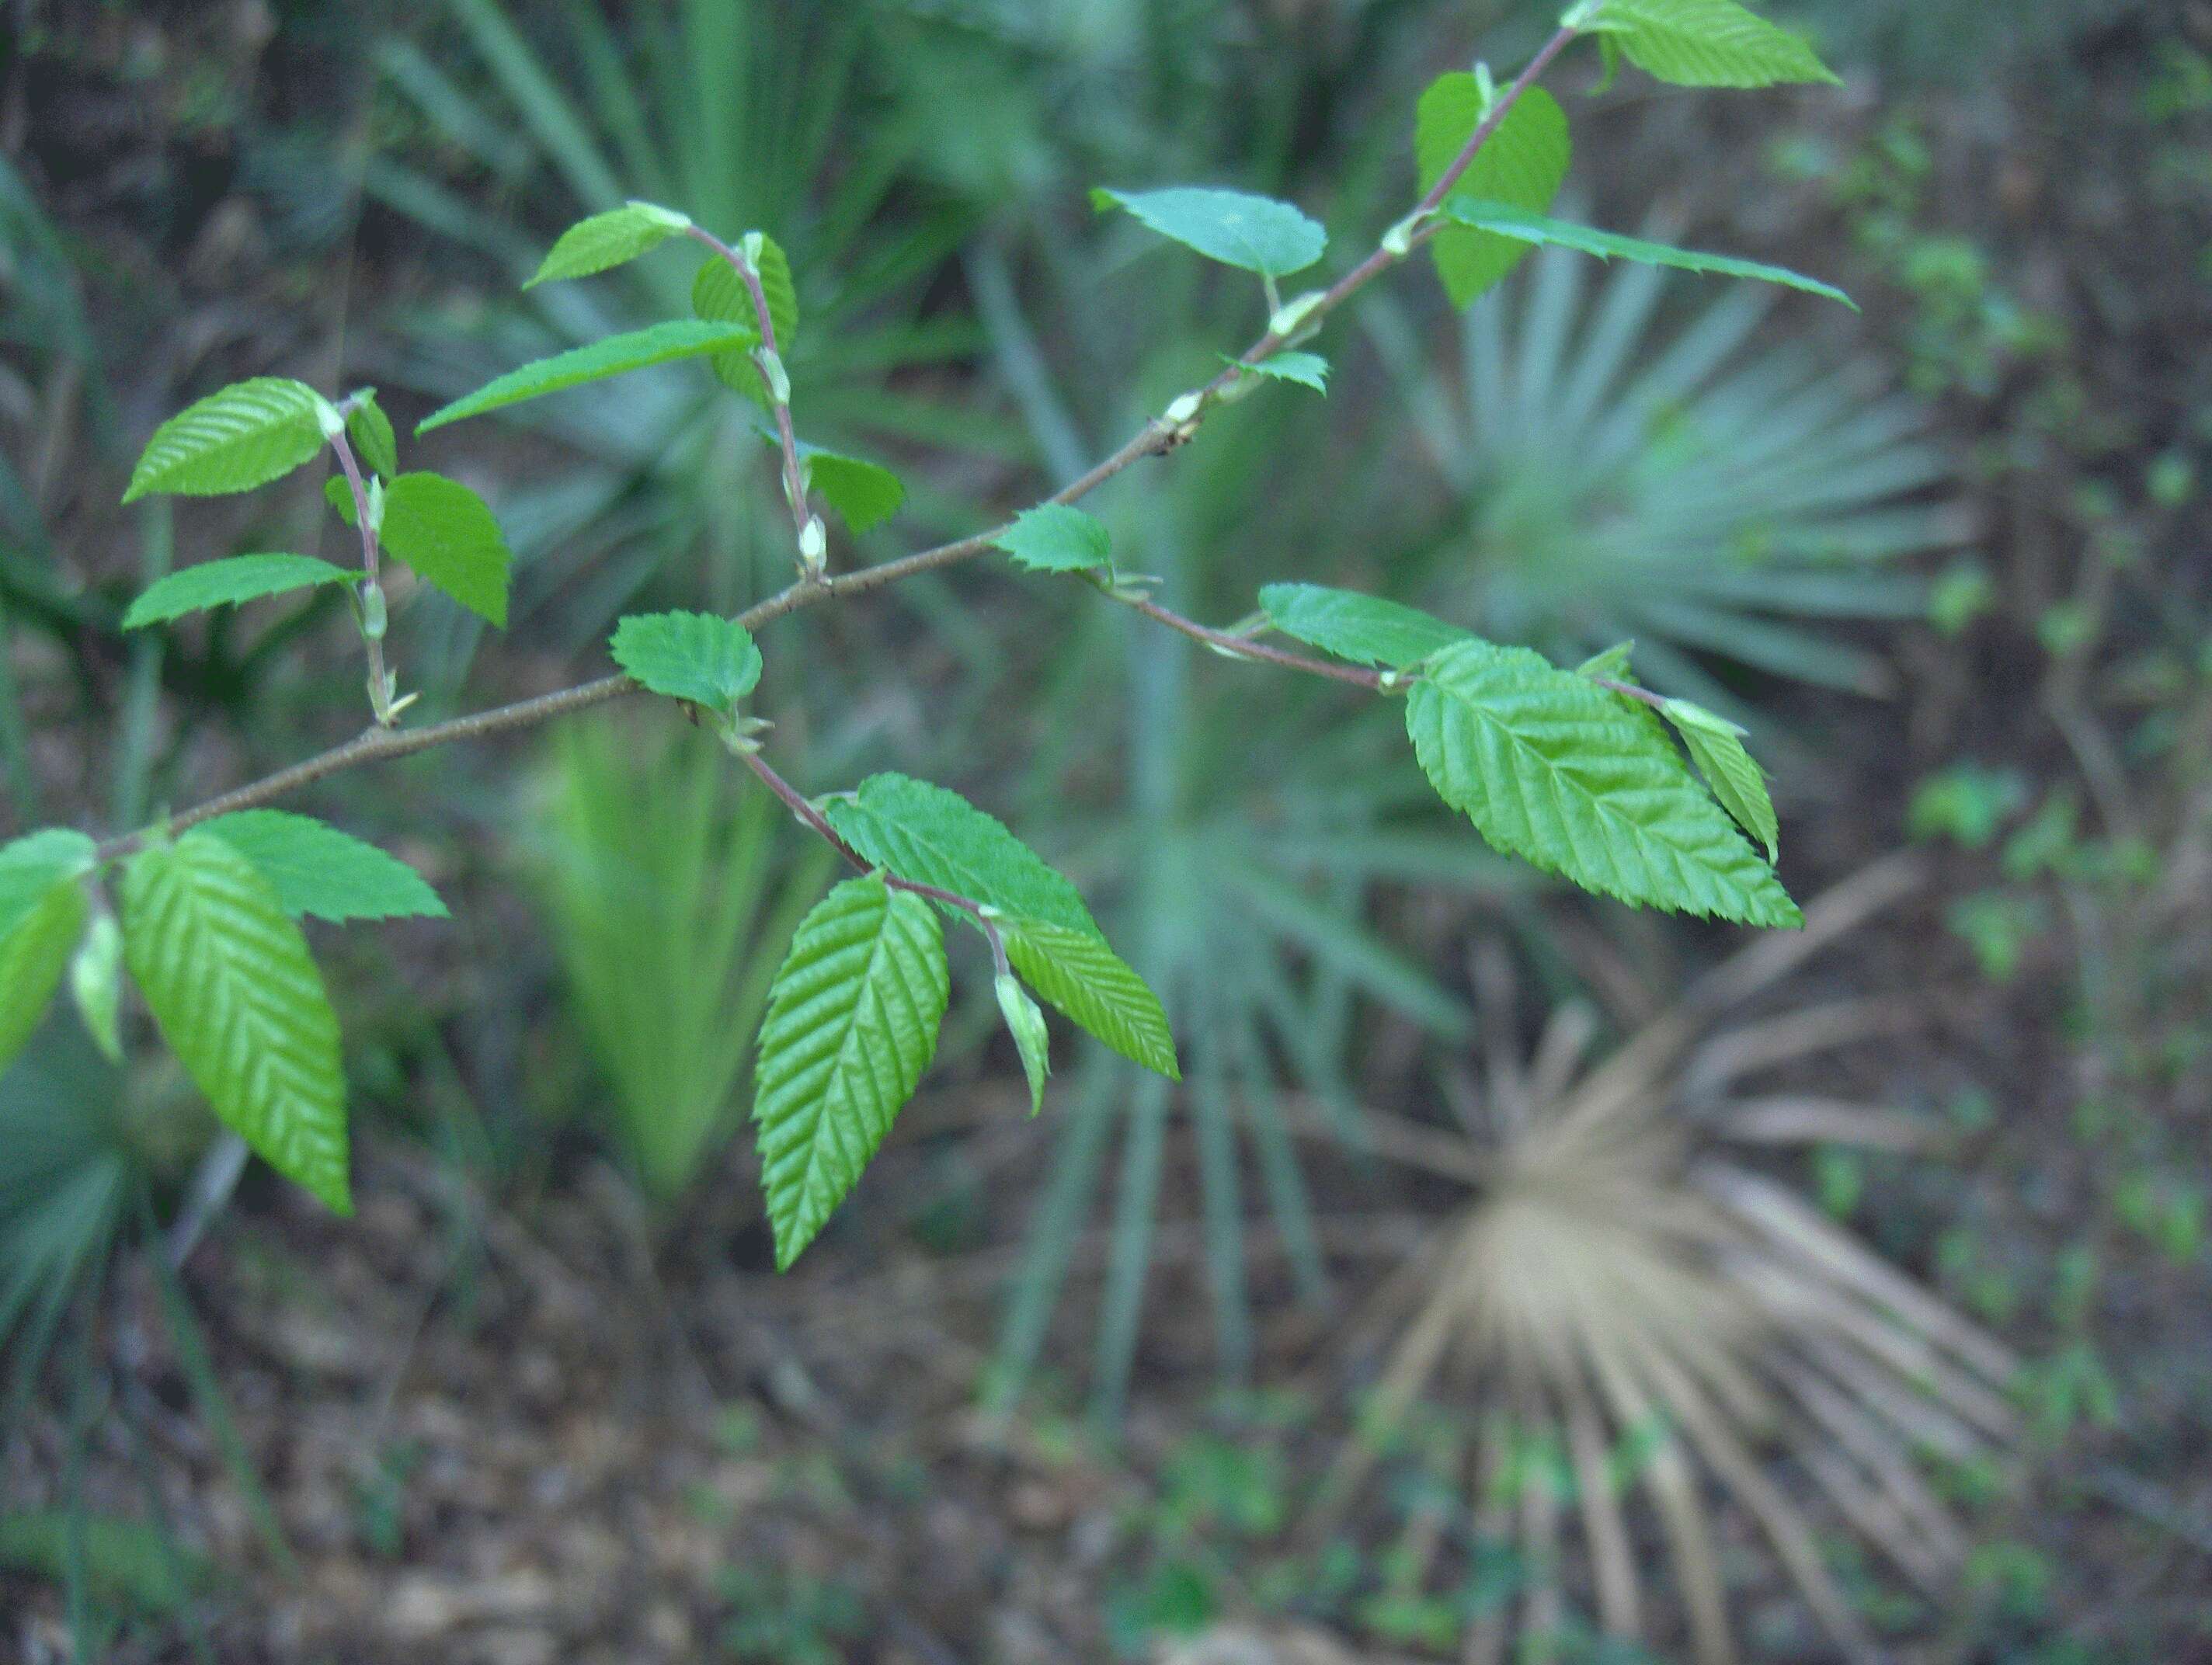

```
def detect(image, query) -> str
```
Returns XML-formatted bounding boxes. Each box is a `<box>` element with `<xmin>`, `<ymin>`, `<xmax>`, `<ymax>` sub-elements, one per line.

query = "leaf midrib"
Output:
<box><xmin>792</xmin><ymin>895</ymin><xmax>916</xmax><ymax>1208</ymax></box>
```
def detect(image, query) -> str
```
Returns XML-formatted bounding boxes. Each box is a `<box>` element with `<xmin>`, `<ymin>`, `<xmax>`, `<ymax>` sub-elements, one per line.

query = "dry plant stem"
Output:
<box><xmin>684</xmin><ymin>224</ymin><xmax>811</xmax><ymax>544</ymax></box>
<box><xmin>327</xmin><ymin>424</ymin><xmax>394</xmax><ymax>726</ymax></box>
<box><xmin>92</xmin><ymin>22</ymin><xmax>1581</xmax><ymax>864</ymax></box>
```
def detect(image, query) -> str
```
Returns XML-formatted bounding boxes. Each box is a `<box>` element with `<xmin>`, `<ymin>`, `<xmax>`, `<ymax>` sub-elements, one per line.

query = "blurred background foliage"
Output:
<box><xmin>3</xmin><ymin>0</ymin><xmax>2210</xmax><ymax>1659</ymax></box>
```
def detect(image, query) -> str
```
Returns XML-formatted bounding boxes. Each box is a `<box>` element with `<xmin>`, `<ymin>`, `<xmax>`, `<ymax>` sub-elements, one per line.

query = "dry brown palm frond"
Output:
<box><xmin>1321</xmin><ymin>856</ymin><xmax>2018</xmax><ymax>1665</ymax></box>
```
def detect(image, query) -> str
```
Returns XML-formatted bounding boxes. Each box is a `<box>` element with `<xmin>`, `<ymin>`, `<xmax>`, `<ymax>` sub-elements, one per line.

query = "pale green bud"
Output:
<box><xmin>994</xmin><ymin>972</ymin><xmax>1051</xmax><ymax>1116</ymax></box>
<box><xmin>358</xmin><ymin>581</ymin><xmax>388</xmax><ymax>641</ymax></box>
<box><xmin>70</xmin><ymin>911</ymin><xmax>123</xmax><ymax>1063</ymax></box>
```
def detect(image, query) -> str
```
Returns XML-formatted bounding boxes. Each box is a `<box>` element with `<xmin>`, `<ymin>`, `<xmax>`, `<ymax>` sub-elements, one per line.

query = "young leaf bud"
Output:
<box><xmin>758</xmin><ymin>348</ymin><xmax>791</xmax><ymax>406</ymax></box>
<box><xmin>358</xmin><ymin>580</ymin><xmax>388</xmax><ymax>641</ymax></box>
<box><xmin>628</xmin><ymin>200</ymin><xmax>693</xmax><ymax>231</ymax></box>
<box><xmin>1381</xmin><ymin>211</ymin><xmax>1427</xmax><ymax>258</ymax></box>
<box><xmin>70</xmin><ymin>911</ymin><xmax>123</xmax><ymax>1063</ymax></box>
<box><xmin>994</xmin><ymin>972</ymin><xmax>1052</xmax><ymax>1117</ymax></box>
<box><xmin>1268</xmin><ymin>290</ymin><xmax>1326</xmax><ymax>341</ymax></box>
<box><xmin>1661</xmin><ymin>697</ymin><xmax>1749</xmax><ymax>738</ymax></box>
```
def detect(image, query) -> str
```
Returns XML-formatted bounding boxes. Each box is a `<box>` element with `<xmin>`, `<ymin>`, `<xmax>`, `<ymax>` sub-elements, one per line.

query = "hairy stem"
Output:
<box><xmin>90</xmin><ymin>23</ymin><xmax>1580</xmax><ymax>862</ymax></box>
<box><xmin>328</xmin><ymin>425</ymin><xmax>395</xmax><ymax>726</ymax></box>
<box><xmin>735</xmin><ymin>745</ymin><xmax>987</xmax><ymax>919</ymax></box>
<box><xmin>1593</xmin><ymin>676</ymin><xmax>1668</xmax><ymax>710</ymax></box>
<box><xmin>685</xmin><ymin>224</ymin><xmax>813</xmax><ymax>553</ymax></box>
<box><xmin>1108</xmin><ymin>588</ymin><xmax>1385</xmax><ymax>691</ymax></box>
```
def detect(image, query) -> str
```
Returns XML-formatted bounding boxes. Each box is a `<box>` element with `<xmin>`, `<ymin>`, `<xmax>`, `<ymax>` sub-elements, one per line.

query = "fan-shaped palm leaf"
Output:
<box><xmin>1322</xmin><ymin>858</ymin><xmax>2016</xmax><ymax>1663</ymax></box>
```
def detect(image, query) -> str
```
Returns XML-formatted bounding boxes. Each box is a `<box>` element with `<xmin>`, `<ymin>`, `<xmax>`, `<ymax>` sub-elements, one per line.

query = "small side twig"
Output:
<box><xmin>89</xmin><ymin>20</ymin><xmax>1585</xmax><ymax>858</ymax></box>
<box><xmin>327</xmin><ymin>417</ymin><xmax>399</xmax><ymax>726</ymax></box>
<box><xmin>685</xmin><ymin>224</ymin><xmax>819</xmax><ymax>570</ymax></box>
<box><xmin>1111</xmin><ymin>589</ymin><xmax>1386</xmax><ymax>692</ymax></box>
<box><xmin>732</xmin><ymin>744</ymin><xmax>993</xmax><ymax>922</ymax></box>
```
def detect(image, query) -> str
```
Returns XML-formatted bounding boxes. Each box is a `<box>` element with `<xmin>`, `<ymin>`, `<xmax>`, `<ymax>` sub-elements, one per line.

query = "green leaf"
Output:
<box><xmin>1260</xmin><ymin>583</ymin><xmax>1469</xmax><ymax>669</ymax></box>
<box><xmin>0</xmin><ymin>864</ymin><xmax>88</xmax><ymax>1073</ymax></box>
<box><xmin>345</xmin><ymin>393</ymin><xmax>398</xmax><ymax>480</ymax></box>
<box><xmin>523</xmin><ymin>200</ymin><xmax>691</xmax><ymax>288</ymax></box>
<box><xmin>1416</xmin><ymin>80</ymin><xmax>1572</xmax><ymax>307</ymax></box>
<box><xmin>823</xmin><ymin>773</ymin><xmax>1097</xmax><ymax>936</ymax></box>
<box><xmin>1226</xmin><ymin>351</ymin><xmax>1330</xmax><ymax>393</ymax></box>
<box><xmin>1442</xmin><ymin>200</ymin><xmax>1854</xmax><ymax>308</ymax></box>
<box><xmin>609</xmin><ymin>610</ymin><xmax>763</xmax><ymax>714</ymax></box>
<box><xmin>1406</xmin><ymin>639</ymin><xmax>1800</xmax><ymax>926</ymax></box>
<box><xmin>0</xmin><ymin>829</ymin><xmax>97</xmax><ymax>938</ymax></box>
<box><xmin>325</xmin><ymin>475</ymin><xmax>358</xmax><ymax>526</ymax></box>
<box><xmin>1594</xmin><ymin>33</ymin><xmax>1625</xmax><ymax>93</ymax></box>
<box><xmin>69</xmin><ymin>912</ymin><xmax>124</xmax><ymax>1063</ymax></box>
<box><xmin>751</xmin><ymin>875</ymin><xmax>948</xmax><ymax>1269</ymax></box>
<box><xmin>1094</xmin><ymin>186</ymin><xmax>1327</xmax><ymax>277</ymax></box>
<box><xmin>996</xmin><ymin>972</ymin><xmax>1051</xmax><ymax>1116</ymax></box>
<box><xmin>197</xmin><ymin>810</ymin><xmax>448</xmax><ymax>923</ymax></box>
<box><xmin>1583</xmin><ymin>0</ymin><xmax>1841</xmax><ymax>88</ymax></box>
<box><xmin>691</xmin><ymin>235</ymin><xmax>798</xmax><ymax>404</ymax></box>
<box><xmin>993</xmin><ymin>503</ymin><xmax>1112</xmax><ymax>573</ymax></box>
<box><xmin>1576</xmin><ymin>641</ymin><xmax>1638</xmax><ymax>682</ymax></box>
<box><xmin>416</xmin><ymin>320</ymin><xmax>760</xmax><ymax>433</ymax></box>
<box><xmin>122</xmin><ymin>554</ymin><xmax>356</xmax><ymax>631</ymax></box>
<box><xmin>1575</xmin><ymin>645</ymin><xmax>1678</xmax><ymax>756</ymax></box>
<box><xmin>377</xmin><ymin>471</ymin><xmax>513</xmax><ymax>625</ymax></box>
<box><xmin>1003</xmin><ymin>917</ymin><xmax>1180</xmax><ymax>1080</ymax></box>
<box><xmin>802</xmin><ymin>445</ymin><xmax>904</xmax><ymax>534</ymax></box>
<box><xmin>1662</xmin><ymin>700</ymin><xmax>1779</xmax><ymax>860</ymax></box>
<box><xmin>120</xmin><ymin>832</ymin><xmax>351</xmax><ymax>1213</ymax></box>
<box><xmin>123</xmin><ymin>377</ymin><xmax>333</xmax><ymax>503</ymax></box>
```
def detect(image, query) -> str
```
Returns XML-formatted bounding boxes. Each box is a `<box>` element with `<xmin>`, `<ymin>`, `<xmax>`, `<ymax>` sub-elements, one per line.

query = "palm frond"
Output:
<box><xmin>1325</xmin><ymin>861</ymin><xmax>2017</xmax><ymax>1663</ymax></box>
<box><xmin>527</xmin><ymin>714</ymin><xmax>834</xmax><ymax>1209</ymax></box>
<box><xmin>1368</xmin><ymin>239</ymin><xmax>1968</xmax><ymax>713</ymax></box>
